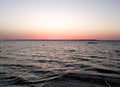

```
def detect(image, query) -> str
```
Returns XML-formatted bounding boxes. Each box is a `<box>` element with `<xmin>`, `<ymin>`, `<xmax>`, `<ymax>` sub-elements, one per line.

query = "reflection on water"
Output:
<box><xmin>0</xmin><ymin>40</ymin><xmax>120</xmax><ymax>86</ymax></box>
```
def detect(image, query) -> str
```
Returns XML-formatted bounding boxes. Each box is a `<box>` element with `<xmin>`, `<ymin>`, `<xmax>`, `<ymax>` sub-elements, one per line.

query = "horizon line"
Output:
<box><xmin>0</xmin><ymin>39</ymin><xmax>120</xmax><ymax>41</ymax></box>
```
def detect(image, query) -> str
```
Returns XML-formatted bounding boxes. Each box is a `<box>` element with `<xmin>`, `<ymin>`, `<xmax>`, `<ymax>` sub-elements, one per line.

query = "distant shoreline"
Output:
<box><xmin>0</xmin><ymin>39</ymin><xmax>120</xmax><ymax>41</ymax></box>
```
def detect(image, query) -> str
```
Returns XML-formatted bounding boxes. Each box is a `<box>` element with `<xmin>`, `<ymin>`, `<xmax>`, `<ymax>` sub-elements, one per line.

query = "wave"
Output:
<box><xmin>0</xmin><ymin>71</ymin><xmax>28</xmax><ymax>86</ymax></box>
<box><xmin>0</xmin><ymin>66</ymin><xmax>120</xmax><ymax>87</ymax></box>
<box><xmin>0</xmin><ymin>64</ymin><xmax>39</xmax><ymax>70</ymax></box>
<box><xmin>36</xmin><ymin>59</ymin><xmax>65</xmax><ymax>65</ymax></box>
<box><xmin>93</xmin><ymin>68</ymin><xmax>120</xmax><ymax>74</ymax></box>
<box><xmin>0</xmin><ymin>56</ymin><xmax>11</xmax><ymax>60</ymax></box>
<box><xmin>89</xmin><ymin>55</ymin><xmax>106</xmax><ymax>59</ymax></box>
<box><xmin>31</xmin><ymin>55</ymin><xmax>46</xmax><ymax>57</ymax></box>
<box><xmin>44</xmin><ymin>71</ymin><xmax>120</xmax><ymax>87</ymax></box>
<box><xmin>0</xmin><ymin>71</ymin><xmax>62</xmax><ymax>87</ymax></box>
<box><xmin>114</xmin><ymin>49</ymin><xmax>120</xmax><ymax>53</ymax></box>
<box><xmin>64</xmin><ymin>49</ymin><xmax>76</xmax><ymax>52</ymax></box>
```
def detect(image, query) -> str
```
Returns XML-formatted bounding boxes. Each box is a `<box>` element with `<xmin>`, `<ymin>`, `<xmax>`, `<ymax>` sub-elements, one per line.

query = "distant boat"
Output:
<box><xmin>88</xmin><ymin>41</ymin><xmax>98</xmax><ymax>44</ymax></box>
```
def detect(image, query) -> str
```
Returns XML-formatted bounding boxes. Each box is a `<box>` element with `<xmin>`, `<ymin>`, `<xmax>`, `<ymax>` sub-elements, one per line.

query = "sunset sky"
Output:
<box><xmin>0</xmin><ymin>0</ymin><xmax>120</xmax><ymax>40</ymax></box>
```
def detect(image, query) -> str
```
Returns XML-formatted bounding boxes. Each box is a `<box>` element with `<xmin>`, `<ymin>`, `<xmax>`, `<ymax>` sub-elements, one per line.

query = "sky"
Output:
<box><xmin>0</xmin><ymin>0</ymin><xmax>120</xmax><ymax>40</ymax></box>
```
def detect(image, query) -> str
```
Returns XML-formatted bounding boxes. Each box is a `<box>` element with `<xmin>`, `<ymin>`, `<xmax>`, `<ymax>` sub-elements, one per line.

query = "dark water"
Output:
<box><xmin>0</xmin><ymin>40</ymin><xmax>120</xmax><ymax>87</ymax></box>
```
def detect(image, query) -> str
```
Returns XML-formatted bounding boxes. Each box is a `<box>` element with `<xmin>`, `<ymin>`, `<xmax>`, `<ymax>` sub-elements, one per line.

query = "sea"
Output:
<box><xmin>0</xmin><ymin>40</ymin><xmax>120</xmax><ymax>87</ymax></box>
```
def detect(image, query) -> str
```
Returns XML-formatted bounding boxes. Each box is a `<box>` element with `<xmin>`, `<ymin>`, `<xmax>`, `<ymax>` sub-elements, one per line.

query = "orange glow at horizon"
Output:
<box><xmin>0</xmin><ymin>0</ymin><xmax>120</xmax><ymax>40</ymax></box>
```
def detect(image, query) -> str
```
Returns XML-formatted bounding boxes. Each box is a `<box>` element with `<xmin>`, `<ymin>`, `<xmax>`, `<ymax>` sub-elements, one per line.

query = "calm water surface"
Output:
<box><xmin>0</xmin><ymin>41</ymin><xmax>120</xmax><ymax>87</ymax></box>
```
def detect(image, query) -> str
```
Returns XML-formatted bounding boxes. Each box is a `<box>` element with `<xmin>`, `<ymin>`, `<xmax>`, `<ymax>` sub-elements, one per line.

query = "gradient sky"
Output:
<box><xmin>0</xmin><ymin>0</ymin><xmax>120</xmax><ymax>40</ymax></box>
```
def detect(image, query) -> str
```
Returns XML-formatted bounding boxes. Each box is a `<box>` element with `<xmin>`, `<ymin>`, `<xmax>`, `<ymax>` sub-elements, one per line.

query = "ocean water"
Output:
<box><xmin>0</xmin><ymin>40</ymin><xmax>120</xmax><ymax>87</ymax></box>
